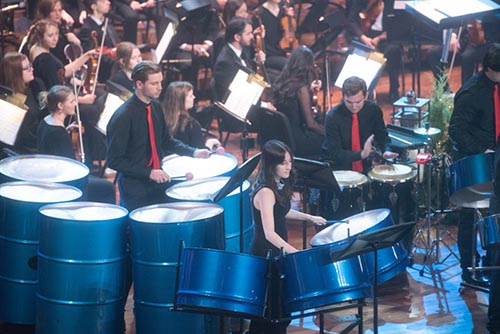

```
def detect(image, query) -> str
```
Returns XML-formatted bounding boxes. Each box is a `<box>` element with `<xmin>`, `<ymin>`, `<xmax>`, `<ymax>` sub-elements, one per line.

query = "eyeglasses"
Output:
<box><xmin>22</xmin><ymin>65</ymin><xmax>33</xmax><ymax>71</ymax></box>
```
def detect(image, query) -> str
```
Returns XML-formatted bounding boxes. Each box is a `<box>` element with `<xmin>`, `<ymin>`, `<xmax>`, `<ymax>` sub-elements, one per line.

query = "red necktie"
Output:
<box><xmin>495</xmin><ymin>83</ymin><xmax>500</xmax><ymax>143</ymax></box>
<box><xmin>146</xmin><ymin>104</ymin><xmax>160</xmax><ymax>169</ymax></box>
<box><xmin>352</xmin><ymin>113</ymin><xmax>363</xmax><ymax>172</ymax></box>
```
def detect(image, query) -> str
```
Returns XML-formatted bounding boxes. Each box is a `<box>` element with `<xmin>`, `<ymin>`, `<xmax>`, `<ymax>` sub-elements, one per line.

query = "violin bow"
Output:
<box><xmin>91</xmin><ymin>17</ymin><xmax>109</xmax><ymax>95</ymax></box>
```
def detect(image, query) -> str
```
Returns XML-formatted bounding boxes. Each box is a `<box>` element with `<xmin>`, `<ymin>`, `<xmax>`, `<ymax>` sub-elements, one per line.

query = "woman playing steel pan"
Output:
<box><xmin>37</xmin><ymin>85</ymin><xmax>115</xmax><ymax>204</ymax></box>
<box><xmin>249</xmin><ymin>140</ymin><xmax>325</xmax><ymax>333</ymax></box>
<box><xmin>163</xmin><ymin>81</ymin><xmax>223</xmax><ymax>151</ymax></box>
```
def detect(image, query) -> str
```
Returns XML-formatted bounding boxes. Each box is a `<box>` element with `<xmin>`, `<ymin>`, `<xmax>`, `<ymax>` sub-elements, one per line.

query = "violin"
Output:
<box><xmin>311</xmin><ymin>64</ymin><xmax>323</xmax><ymax>121</ymax></box>
<box><xmin>253</xmin><ymin>14</ymin><xmax>270</xmax><ymax>82</ymax></box>
<box><xmin>467</xmin><ymin>20</ymin><xmax>485</xmax><ymax>47</ymax></box>
<box><xmin>279</xmin><ymin>5</ymin><xmax>299</xmax><ymax>52</ymax></box>
<box><xmin>359</xmin><ymin>0</ymin><xmax>383</xmax><ymax>33</ymax></box>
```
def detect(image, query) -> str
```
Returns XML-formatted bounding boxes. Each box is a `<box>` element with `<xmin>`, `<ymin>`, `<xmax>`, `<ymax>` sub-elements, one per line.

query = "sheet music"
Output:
<box><xmin>0</xmin><ymin>99</ymin><xmax>27</xmax><ymax>146</ymax></box>
<box><xmin>223</xmin><ymin>70</ymin><xmax>265</xmax><ymax>120</ymax></box>
<box><xmin>335</xmin><ymin>53</ymin><xmax>385</xmax><ymax>89</ymax></box>
<box><xmin>97</xmin><ymin>93</ymin><xmax>124</xmax><ymax>135</ymax></box>
<box><xmin>153</xmin><ymin>22</ymin><xmax>176</xmax><ymax>64</ymax></box>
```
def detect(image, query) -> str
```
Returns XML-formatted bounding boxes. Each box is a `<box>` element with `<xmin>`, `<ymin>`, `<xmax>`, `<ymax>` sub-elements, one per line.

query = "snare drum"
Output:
<box><xmin>320</xmin><ymin>170</ymin><xmax>368</xmax><ymax>220</ymax></box>
<box><xmin>161</xmin><ymin>153</ymin><xmax>238</xmax><ymax>182</ymax></box>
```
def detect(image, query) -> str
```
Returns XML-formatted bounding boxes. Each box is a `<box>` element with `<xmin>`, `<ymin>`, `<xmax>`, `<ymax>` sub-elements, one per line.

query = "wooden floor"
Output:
<box><xmin>0</xmin><ymin>59</ymin><xmax>492</xmax><ymax>334</ymax></box>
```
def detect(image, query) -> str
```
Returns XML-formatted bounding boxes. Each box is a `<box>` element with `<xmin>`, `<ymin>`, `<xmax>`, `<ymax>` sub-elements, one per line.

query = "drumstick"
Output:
<box><xmin>170</xmin><ymin>172</ymin><xmax>194</xmax><ymax>181</ymax></box>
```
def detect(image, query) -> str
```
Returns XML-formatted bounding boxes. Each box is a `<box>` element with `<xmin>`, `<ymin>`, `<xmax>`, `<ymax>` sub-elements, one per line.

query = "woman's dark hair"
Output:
<box><xmin>111</xmin><ymin>42</ymin><xmax>138</xmax><ymax>75</ymax></box>
<box><xmin>483</xmin><ymin>43</ymin><xmax>500</xmax><ymax>72</ymax></box>
<box><xmin>162</xmin><ymin>81</ymin><xmax>193</xmax><ymax>137</ymax></box>
<box><xmin>255</xmin><ymin>140</ymin><xmax>295</xmax><ymax>205</ymax></box>
<box><xmin>272</xmin><ymin>45</ymin><xmax>315</xmax><ymax>105</ymax></box>
<box><xmin>0</xmin><ymin>52</ymin><xmax>28</xmax><ymax>93</ymax></box>
<box><xmin>223</xmin><ymin>0</ymin><xmax>245</xmax><ymax>23</ymax></box>
<box><xmin>39</xmin><ymin>85</ymin><xmax>72</xmax><ymax>112</ymax></box>
<box><xmin>36</xmin><ymin>0</ymin><xmax>60</xmax><ymax>19</ymax></box>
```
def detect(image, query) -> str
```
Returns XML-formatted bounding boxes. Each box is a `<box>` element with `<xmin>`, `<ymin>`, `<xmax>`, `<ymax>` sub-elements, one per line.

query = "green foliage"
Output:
<box><xmin>429</xmin><ymin>72</ymin><xmax>454</xmax><ymax>153</ymax></box>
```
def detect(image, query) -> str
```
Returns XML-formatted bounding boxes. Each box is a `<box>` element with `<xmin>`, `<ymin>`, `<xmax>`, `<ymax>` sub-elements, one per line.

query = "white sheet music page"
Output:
<box><xmin>96</xmin><ymin>93</ymin><xmax>124</xmax><ymax>135</ymax></box>
<box><xmin>335</xmin><ymin>53</ymin><xmax>385</xmax><ymax>88</ymax></box>
<box><xmin>0</xmin><ymin>99</ymin><xmax>27</xmax><ymax>146</ymax></box>
<box><xmin>153</xmin><ymin>23</ymin><xmax>176</xmax><ymax>64</ymax></box>
<box><xmin>224</xmin><ymin>70</ymin><xmax>264</xmax><ymax>120</ymax></box>
<box><xmin>433</xmin><ymin>0</ymin><xmax>492</xmax><ymax>17</ymax></box>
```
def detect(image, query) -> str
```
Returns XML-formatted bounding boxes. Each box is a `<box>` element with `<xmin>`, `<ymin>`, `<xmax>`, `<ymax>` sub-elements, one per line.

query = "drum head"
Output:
<box><xmin>368</xmin><ymin>164</ymin><xmax>415</xmax><ymax>183</ymax></box>
<box><xmin>332</xmin><ymin>170</ymin><xmax>368</xmax><ymax>188</ymax></box>
<box><xmin>166</xmin><ymin>177</ymin><xmax>250</xmax><ymax>201</ymax></box>
<box><xmin>310</xmin><ymin>209</ymin><xmax>392</xmax><ymax>246</ymax></box>
<box><xmin>0</xmin><ymin>155</ymin><xmax>89</xmax><ymax>183</ymax></box>
<box><xmin>130</xmin><ymin>202</ymin><xmax>225</xmax><ymax>224</ymax></box>
<box><xmin>161</xmin><ymin>154</ymin><xmax>237</xmax><ymax>180</ymax></box>
<box><xmin>0</xmin><ymin>181</ymin><xmax>82</xmax><ymax>203</ymax></box>
<box><xmin>40</xmin><ymin>202</ymin><xmax>128</xmax><ymax>221</ymax></box>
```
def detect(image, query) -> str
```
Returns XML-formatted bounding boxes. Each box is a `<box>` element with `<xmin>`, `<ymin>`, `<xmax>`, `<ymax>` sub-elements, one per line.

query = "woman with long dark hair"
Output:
<box><xmin>272</xmin><ymin>45</ymin><xmax>324</xmax><ymax>158</ymax></box>
<box><xmin>249</xmin><ymin>140</ymin><xmax>325</xmax><ymax>333</ymax></box>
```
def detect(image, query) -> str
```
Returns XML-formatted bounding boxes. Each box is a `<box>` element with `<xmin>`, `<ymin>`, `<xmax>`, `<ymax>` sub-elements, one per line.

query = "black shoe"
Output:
<box><xmin>462</xmin><ymin>272</ymin><xmax>491</xmax><ymax>288</ymax></box>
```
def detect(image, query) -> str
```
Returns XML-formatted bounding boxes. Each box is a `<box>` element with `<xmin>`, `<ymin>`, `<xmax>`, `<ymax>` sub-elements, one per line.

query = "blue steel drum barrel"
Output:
<box><xmin>176</xmin><ymin>247</ymin><xmax>268</xmax><ymax>318</ymax></box>
<box><xmin>0</xmin><ymin>155</ymin><xmax>89</xmax><ymax>190</ymax></box>
<box><xmin>36</xmin><ymin>202</ymin><xmax>129</xmax><ymax>334</ymax></box>
<box><xmin>310</xmin><ymin>209</ymin><xmax>409</xmax><ymax>284</ymax></box>
<box><xmin>0</xmin><ymin>182</ymin><xmax>82</xmax><ymax>325</ymax></box>
<box><xmin>280</xmin><ymin>243</ymin><xmax>371</xmax><ymax>314</ymax></box>
<box><xmin>129</xmin><ymin>202</ymin><xmax>226</xmax><ymax>334</ymax></box>
<box><xmin>166</xmin><ymin>176</ymin><xmax>253</xmax><ymax>252</ymax></box>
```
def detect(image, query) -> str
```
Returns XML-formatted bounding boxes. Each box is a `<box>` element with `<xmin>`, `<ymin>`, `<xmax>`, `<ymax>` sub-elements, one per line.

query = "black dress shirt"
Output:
<box><xmin>106</xmin><ymin>94</ymin><xmax>195</xmax><ymax>180</ymax></box>
<box><xmin>322</xmin><ymin>99</ymin><xmax>388</xmax><ymax>172</ymax></box>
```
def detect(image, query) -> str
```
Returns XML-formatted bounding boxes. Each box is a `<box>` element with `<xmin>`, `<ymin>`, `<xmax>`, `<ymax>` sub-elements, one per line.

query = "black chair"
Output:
<box><xmin>256</xmin><ymin>108</ymin><xmax>296</xmax><ymax>151</ymax></box>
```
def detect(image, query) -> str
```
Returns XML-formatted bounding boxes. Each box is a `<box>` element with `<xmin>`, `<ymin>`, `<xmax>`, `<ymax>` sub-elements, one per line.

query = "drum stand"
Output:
<box><xmin>415</xmin><ymin>154</ymin><xmax>459</xmax><ymax>275</ymax></box>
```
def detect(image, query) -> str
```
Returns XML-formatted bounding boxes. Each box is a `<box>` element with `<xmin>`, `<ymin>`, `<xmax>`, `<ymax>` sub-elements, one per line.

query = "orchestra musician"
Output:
<box><xmin>109</xmin><ymin>41</ymin><xmax>143</xmax><ymax>93</ymax></box>
<box><xmin>249</xmin><ymin>139</ymin><xmax>326</xmax><ymax>334</ymax></box>
<box><xmin>448</xmin><ymin>43</ymin><xmax>500</xmax><ymax>287</ymax></box>
<box><xmin>78</xmin><ymin>0</ymin><xmax>120</xmax><ymax>83</ymax></box>
<box><xmin>106</xmin><ymin>61</ymin><xmax>213</xmax><ymax>211</ymax></box>
<box><xmin>162</xmin><ymin>81</ymin><xmax>223</xmax><ymax>150</ymax></box>
<box><xmin>36</xmin><ymin>0</ymin><xmax>82</xmax><ymax>65</ymax></box>
<box><xmin>36</xmin><ymin>85</ymin><xmax>116</xmax><ymax>204</ymax></box>
<box><xmin>0</xmin><ymin>52</ymin><xmax>46</xmax><ymax>155</ymax></box>
<box><xmin>271</xmin><ymin>45</ymin><xmax>324</xmax><ymax>159</ymax></box>
<box><xmin>345</xmin><ymin>0</ymin><xmax>403</xmax><ymax>102</ymax></box>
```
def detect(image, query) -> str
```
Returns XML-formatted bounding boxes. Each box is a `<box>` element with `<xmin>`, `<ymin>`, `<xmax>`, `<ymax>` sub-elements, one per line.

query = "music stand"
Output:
<box><xmin>213</xmin><ymin>152</ymin><xmax>261</xmax><ymax>252</ymax></box>
<box><xmin>332</xmin><ymin>221</ymin><xmax>415</xmax><ymax>334</ymax></box>
<box><xmin>215</xmin><ymin>66</ymin><xmax>268</xmax><ymax>161</ymax></box>
<box><xmin>293</xmin><ymin>157</ymin><xmax>340</xmax><ymax>249</ymax></box>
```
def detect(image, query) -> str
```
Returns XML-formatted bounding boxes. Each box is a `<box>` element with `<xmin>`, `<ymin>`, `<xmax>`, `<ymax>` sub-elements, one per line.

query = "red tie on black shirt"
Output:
<box><xmin>352</xmin><ymin>113</ymin><xmax>363</xmax><ymax>172</ymax></box>
<box><xmin>146</xmin><ymin>104</ymin><xmax>160</xmax><ymax>169</ymax></box>
<box><xmin>495</xmin><ymin>83</ymin><xmax>500</xmax><ymax>143</ymax></box>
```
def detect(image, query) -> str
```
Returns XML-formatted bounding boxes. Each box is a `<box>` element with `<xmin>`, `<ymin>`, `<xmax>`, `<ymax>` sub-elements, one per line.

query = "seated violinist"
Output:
<box><xmin>109</xmin><ymin>42</ymin><xmax>142</xmax><ymax>93</ymax></box>
<box><xmin>28</xmin><ymin>19</ymin><xmax>107</xmax><ymax>167</ymax></box>
<box><xmin>79</xmin><ymin>0</ymin><xmax>120</xmax><ymax>82</ymax></box>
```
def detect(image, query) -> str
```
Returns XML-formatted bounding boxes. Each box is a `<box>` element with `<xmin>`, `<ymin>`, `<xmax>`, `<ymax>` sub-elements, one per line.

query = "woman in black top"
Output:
<box><xmin>109</xmin><ymin>42</ymin><xmax>142</xmax><ymax>93</ymax></box>
<box><xmin>249</xmin><ymin>140</ymin><xmax>325</xmax><ymax>334</ymax></box>
<box><xmin>272</xmin><ymin>46</ymin><xmax>325</xmax><ymax>159</ymax></box>
<box><xmin>0</xmin><ymin>52</ymin><xmax>46</xmax><ymax>155</ymax></box>
<box><xmin>37</xmin><ymin>85</ymin><xmax>115</xmax><ymax>204</ymax></box>
<box><xmin>163</xmin><ymin>81</ymin><xmax>222</xmax><ymax>150</ymax></box>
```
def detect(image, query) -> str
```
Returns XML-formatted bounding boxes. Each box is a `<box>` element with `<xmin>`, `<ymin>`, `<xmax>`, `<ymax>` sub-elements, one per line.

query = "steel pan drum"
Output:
<box><xmin>310</xmin><ymin>209</ymin><xmax>409</xmax><ymax>284</ymax></box>
<box><xmin>36</xmin><ymin>202</ymin><xmax>128</xmax><ymax>334</ymax></box>
<box><xmin>0</xmin><ymin>154</ymin><xmax>89</xmax><ymax>190</ymax></box>
<box><xmin>130</xmin><ymin>202</ymin><xmax>225</xmax><ymax>334</ymax></box>
<box><xmin>281</xmin><ymin>242</ymin><xmax>370</xmax><ymax>314</ymax></box>
<box><xmin>161</xmin><ymin>153</ymin><xmax>238</xmax><ymax>181</ymax></box>
<box><xmin>447</xmin><ymin>153</ymin><xmax>494</xmax><ymax>208</ymax></box>
<box><xmin>0</xmin><ymin>182</ymin><xmax>82</xmax><ymax>324</ymax></box>
<box><xmin>166</xmin><ymin>177</ymin><xmax>253</xmax><ymax>252</ymax></box>
<box><xmin>176</xmin><ymin>247</ymin><xmax>268</xmax><ymax>317</ymax></box>
<box><xmin>478</xmin><ymin>214</ymin><xmax>500</xmax><ymax>250</ymax></box>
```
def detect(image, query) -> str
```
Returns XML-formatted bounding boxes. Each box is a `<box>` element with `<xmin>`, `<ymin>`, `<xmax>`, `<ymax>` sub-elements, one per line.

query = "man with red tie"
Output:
<box><xmin>106</xmin><ymin>61</ymin><xmax>210</xmax><ymax>211</ymax></box>
<box><xmin>449</xmin><ymin>43</ymin><xmax>500</xmax><ymax>330</ymax></box>
<box><xmin>321</xmin><ymin>76</ymin><xmax>398</xmax><ymax>220</ymax></box>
